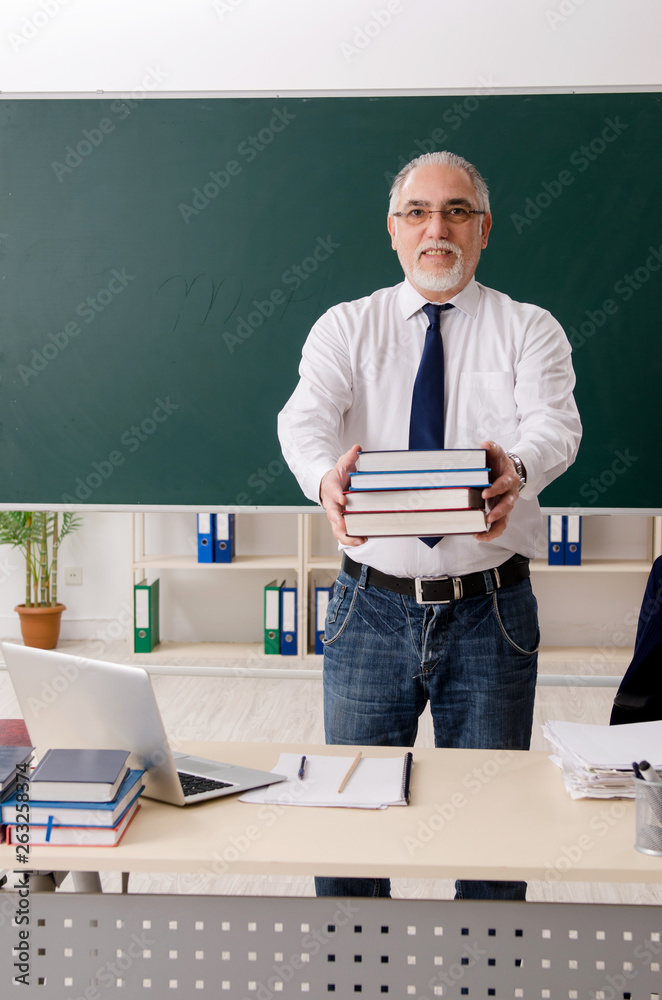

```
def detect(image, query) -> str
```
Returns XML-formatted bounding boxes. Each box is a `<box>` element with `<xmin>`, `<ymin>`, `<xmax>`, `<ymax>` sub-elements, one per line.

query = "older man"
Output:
<box><xmin>278</xmin><ymin>151</ymin><xmax>582</xmax><ymax>900</ymax></box>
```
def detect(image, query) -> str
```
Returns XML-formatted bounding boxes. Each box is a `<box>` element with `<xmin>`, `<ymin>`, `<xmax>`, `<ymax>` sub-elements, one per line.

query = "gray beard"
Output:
<box><xmin>412</xmin><ymin>250</ymin><xmax>464</xmax><ymax>292</ymax></box>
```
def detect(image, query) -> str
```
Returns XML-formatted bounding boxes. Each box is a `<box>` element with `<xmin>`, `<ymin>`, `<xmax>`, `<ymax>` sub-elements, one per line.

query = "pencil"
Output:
<box><xmin>337</xmin><ymin>751</ymin><xmax>363</xmax><ymax>793</ymax></box>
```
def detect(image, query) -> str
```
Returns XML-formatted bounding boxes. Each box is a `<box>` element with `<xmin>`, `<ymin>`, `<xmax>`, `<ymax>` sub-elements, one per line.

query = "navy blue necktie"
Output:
<box><xmin>409</xmin><ymin>302</ymin><xmax>453</xmax><ymax>547</ymax></box>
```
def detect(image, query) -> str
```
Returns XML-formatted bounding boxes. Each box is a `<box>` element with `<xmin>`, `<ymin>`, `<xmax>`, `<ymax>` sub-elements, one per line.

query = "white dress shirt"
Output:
<box><xmin>278</xmin><ymin>277</ymin><xmax>582</xmax><ymax>579</ymax></box>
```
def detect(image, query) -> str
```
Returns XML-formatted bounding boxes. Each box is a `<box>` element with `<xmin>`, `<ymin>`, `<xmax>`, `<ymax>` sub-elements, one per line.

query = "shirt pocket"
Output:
<box><xmin>455</xmin><ymin>372</ymin><xmax>519</xmax><ymax>443</ymax></box>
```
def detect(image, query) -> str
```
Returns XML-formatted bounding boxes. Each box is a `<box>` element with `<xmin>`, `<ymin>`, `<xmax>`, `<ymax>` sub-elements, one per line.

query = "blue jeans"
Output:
<box><xmin>314</xmin><ymin>561</ymin><xmax>538</xmax><ymax>901</ymax></box>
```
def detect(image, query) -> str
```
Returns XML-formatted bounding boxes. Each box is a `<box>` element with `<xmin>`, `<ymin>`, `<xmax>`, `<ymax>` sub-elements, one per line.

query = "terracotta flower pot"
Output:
<box><xmin>14</xmin><ymin>603</ymin><xmax>66</xmax><ymax>650</ymax></box>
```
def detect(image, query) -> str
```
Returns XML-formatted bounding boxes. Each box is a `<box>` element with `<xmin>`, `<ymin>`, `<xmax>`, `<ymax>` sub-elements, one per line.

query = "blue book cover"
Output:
<box><xmin>1</xmin><ymin>769</ymin><xmax>145</xmax><ymax>827</ymax></box>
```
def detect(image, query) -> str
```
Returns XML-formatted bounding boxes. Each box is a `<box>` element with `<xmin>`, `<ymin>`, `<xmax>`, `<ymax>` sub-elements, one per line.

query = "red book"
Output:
<box><xmin>0</xmin><ymin>719</ymin><xmax>31</xmax><ymax>746</ymax></box>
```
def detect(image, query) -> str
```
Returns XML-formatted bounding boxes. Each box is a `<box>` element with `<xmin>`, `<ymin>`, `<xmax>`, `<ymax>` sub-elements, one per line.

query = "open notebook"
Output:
<box><xmin>240</xmin><ymin>752</ymin><xmax>413</xmax><ymax>809</ymax></box>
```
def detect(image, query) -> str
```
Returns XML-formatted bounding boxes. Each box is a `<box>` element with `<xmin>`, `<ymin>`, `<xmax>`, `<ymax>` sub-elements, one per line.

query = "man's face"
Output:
<box><xmin>387</xmin><ymin>163</ymin><xmax>492</xmax><ymax>302</ymax></box>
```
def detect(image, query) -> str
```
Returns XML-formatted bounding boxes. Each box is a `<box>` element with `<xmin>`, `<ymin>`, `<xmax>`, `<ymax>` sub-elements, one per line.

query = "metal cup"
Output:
<box><xmin>634</xmin><ymin>777</ymin><xmax>662</xmax><ymax>856</ymax></box>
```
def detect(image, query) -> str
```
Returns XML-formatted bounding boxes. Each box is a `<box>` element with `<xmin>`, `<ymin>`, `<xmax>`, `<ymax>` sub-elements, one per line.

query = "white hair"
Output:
<box><xmin>388</xmin><ymin>151</ymin><xmax>490</xmax><ymax>215</ymax></box>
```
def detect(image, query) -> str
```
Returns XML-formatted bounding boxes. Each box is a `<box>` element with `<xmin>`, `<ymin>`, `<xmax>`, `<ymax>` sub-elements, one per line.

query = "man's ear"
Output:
<box><xmin>387</xmin><ymin>214</ymin><xmax>397</xmax><ymax>250</ymax></box>
<box><xmin>481</xmin><ymin>212</ymin><xmax>493</xmax><ymax>250</ymax></box>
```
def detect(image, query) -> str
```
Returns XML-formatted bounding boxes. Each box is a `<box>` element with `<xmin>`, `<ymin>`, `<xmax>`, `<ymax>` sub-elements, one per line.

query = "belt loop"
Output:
<box><xmin>482</xmin><ymin>569</ymin><xmax>496</xmax><ymax>595</ymax></box>
<box><xmin>358</xmin><ymin>562</ymin><xmax>369</xmax><ymax>591</ymax></box>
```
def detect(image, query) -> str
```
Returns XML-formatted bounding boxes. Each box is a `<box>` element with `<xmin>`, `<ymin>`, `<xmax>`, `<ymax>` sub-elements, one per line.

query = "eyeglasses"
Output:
<box><xmin>392</xmin><ymin>207</ymin><xmax>486</xmax><ymax>226</ymax></box>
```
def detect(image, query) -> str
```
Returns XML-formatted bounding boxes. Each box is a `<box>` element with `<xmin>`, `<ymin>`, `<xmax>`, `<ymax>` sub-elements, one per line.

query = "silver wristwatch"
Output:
<box><xmin>506</xmin><ymin>452</ymin><xmax>527</xmax><ymax>493</ymax></box>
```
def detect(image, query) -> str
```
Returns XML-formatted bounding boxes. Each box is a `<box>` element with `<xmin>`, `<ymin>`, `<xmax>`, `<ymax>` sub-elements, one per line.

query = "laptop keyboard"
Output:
<box><xmin>178</xmin><ymin>771</ymin><xmax>234</xmax><ymax>797</ymax></box>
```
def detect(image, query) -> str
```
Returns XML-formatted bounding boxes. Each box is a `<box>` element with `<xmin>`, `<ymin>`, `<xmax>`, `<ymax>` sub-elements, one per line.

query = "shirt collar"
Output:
<box><xmin>398</xmin><ymin>276</ymin><xmax>481</xmax><ymax>321</ymax></box>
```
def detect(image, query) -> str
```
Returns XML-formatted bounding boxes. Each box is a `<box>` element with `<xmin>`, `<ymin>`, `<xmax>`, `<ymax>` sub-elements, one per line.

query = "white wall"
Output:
<box><xmin>0</xmin><ymin>0</ymin><xmax>660</xmax><ymax>92</ymax></box>
<box><xmin>0</xmin><ymin>0</ymin><xmax>659</xmax><ymax>649</ymax></box>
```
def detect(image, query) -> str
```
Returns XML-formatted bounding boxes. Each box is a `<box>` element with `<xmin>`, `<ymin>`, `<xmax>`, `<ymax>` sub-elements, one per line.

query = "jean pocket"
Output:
<box><xmin>492</xmin><ymin>585</ymin><xmax>540</xmax><ymax>656</ymax></box>
<box><xmin>322</xmin><ymin>577</ymin><xmax>358</xmax><ymax>646</ymax></box>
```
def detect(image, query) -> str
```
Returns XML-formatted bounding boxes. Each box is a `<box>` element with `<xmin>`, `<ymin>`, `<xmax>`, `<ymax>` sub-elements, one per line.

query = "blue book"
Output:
<box><xmin>6</xmin><ymin>798</ymin><xmax>141</xmax><ymax>845</ymax></box>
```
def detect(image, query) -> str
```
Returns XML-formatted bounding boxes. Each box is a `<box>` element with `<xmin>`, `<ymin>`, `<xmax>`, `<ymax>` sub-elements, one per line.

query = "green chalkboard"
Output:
<box><xmin>0</xmin><ymin>94</ymin><xmax>660</xmax><ymax>509</ymax></box>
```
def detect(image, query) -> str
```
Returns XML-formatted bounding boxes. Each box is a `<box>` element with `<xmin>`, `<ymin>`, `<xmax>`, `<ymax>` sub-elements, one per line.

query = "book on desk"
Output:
<box><xmin>29</xmin><ymin>748</ymin><xmax>130</xmax><ymax>802</ymax></box>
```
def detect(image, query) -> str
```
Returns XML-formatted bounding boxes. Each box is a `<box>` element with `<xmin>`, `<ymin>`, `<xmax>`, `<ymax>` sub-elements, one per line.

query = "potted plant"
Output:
<box><xmin>0</xmin><ymin>511</ymin><xmax>82</xmax><ymax>649</ymax></box>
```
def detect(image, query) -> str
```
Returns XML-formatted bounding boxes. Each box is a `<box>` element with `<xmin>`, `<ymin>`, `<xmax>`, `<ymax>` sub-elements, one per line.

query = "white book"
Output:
<box><xmin>344</xmin><ymin>508</ymin><xmax>488</xmax><ymax>537</ymax></box>
<box><xmin>344</xmin><ymin>487</ymin><xmax>484</xmax><ymax>513</ymax></box>
<box><xmin>350</xmin><ymin>469</ymin><xmax>490</xmax><ymax>490</ymax></box>
<box><xmin>355</xmin><ymin>449</ymin><xmax>486</xmax><ymax>473</ymax></box>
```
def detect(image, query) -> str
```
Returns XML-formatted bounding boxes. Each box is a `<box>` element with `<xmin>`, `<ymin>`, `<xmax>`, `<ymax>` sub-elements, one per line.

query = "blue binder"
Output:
<box><xmin>197</xmin><ymin>513</ymin><xmax>214</xmax><ymax>563</ymax></box>
<box><xmin>565</xmin><ymin>515</ymin><xmax>582</xmax><ymax>565</ymax></box>
<box><xmin>315</xmin><ymin>586</ymin><xmax>332</xmax><ymax>655</ymax></box>
<box><xmin>215</xmin><ymin>513</ymin><xmax>235</xmax><ymax>563</ymax></box>
<box><xmin>548</xmin><ymin>515</ymin><xmax>565</xmax><ymax>565</ymax></box>
<box><xmin>280</xmin><ymin>586</ymin><xmax>297</xmax><ymax>656</ymax></box>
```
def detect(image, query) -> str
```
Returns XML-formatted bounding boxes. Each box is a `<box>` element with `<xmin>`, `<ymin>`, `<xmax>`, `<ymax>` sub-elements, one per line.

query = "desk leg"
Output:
<box><xmin>71</xmin><ymin>871</ymin><xmax>102</xmax><ymax>892</ymax></box>
<box><xmin>26</xmin><ymin>872</ymin><xmax>58</xmax><ymax>891</ymax></box>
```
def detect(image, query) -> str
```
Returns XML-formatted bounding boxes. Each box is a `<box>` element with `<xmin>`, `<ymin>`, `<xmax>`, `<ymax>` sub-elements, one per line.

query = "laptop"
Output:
<box><xmin>1</xmin><ymin>643</ymin><xmax>286</xmax><ymax>806</ymax></box>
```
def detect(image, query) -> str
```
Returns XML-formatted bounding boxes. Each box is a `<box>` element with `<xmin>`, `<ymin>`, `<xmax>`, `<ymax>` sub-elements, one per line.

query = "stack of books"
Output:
<box><xmin>0</xmin><ymin>747</ymin><xmax>145</xmax><ymax>846</ymax></box>
<box><xmin>0</xmin><ymin>720</ymin><xmax>34</xmax><ymax>846</ymax></box>
<box><xmin>0</xmin><ymin>744</ymin><xmax>34</xmax><ymax>801</ymax></box>
<box><xmin>344</xmin><ymin>449</ymin><xmax>490</xmax><ymax>537</ymax></box>
<box><xmin>542</xmin><ymin>719</ymin><xmax>662</xmax><ymax>799</ymax></box>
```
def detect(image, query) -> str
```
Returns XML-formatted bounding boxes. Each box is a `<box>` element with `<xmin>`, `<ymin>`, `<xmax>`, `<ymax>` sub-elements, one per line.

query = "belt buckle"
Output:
<box><xmin>414</xmin><ymin>576</ymin><xmax>463</xmax><ymax>604</ymax></box>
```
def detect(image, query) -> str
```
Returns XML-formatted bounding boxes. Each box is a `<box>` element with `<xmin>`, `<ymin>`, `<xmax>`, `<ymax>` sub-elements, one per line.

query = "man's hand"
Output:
<box><xmin>474</xmin><ymin>440</ymin><xmax>523</xmax><ymax>542</ymax></box>
<box><xmin>319</xmin><ymin>444</ymin><xmax>365</xmax><ymax>546</ymax></box>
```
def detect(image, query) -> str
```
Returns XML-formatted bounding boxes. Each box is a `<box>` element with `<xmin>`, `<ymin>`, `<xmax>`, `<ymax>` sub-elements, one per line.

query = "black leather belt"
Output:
<box><xmin>341</xmin><ymin>552</ymin><xmax>530</xmax><ymax>604</ymax></box>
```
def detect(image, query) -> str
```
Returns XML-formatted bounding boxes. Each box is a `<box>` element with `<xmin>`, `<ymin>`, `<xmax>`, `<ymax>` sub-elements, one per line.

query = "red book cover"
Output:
<box><xmin>0</xmin><ymin>719</ymin><xmax>31</xmax><ymax>746</ymax></box>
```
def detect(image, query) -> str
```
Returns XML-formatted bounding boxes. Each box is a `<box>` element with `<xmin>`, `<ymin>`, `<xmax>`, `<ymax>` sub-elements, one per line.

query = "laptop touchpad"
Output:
<box><xmin>174</xmin><ymin>754</ymin><xmax>238</xmax><ymax>777</ymax></box>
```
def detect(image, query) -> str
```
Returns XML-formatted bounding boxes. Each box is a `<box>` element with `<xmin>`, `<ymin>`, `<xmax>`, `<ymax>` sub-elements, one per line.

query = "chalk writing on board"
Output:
<box><xmin>157</xmin><ymin>273</ymin><xmax>243</xmax><ymax>332</ymax></box>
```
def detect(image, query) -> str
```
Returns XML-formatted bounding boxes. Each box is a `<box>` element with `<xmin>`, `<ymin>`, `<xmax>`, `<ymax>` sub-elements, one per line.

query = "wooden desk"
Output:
<box><xmin>1</xmin><ymin>742</ymin><xmax>659</xmax><ymax>882</ymax></box>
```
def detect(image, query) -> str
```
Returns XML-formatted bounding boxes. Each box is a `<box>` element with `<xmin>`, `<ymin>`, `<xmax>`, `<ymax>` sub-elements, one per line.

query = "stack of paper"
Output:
<box><xmin>542</xmin><ymin>719</ymin><xmax>662</xmax><ymax>799</ymax></box>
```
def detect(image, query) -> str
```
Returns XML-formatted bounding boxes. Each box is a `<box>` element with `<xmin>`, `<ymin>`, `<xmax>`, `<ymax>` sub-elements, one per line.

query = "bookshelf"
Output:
<box><xmin>130</xmin><ymin>513</ymin><xmax>662</xmax><ymax>663</ymax></box>
<box><xmin>130</xmin><ymin>512</ymin><xmax>310</xmax><ymax>660</ymax></box>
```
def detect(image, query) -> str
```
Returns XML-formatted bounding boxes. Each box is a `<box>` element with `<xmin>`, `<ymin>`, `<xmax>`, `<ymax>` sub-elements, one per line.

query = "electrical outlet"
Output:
<box><xmin>64</xmin><ymin>566</ymin><xmax>83</xmax><ymax>586</ymax></box>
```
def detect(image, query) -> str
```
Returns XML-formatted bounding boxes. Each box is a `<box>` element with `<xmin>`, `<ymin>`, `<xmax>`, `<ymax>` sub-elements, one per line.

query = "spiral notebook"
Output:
<box><xmin>239</xmin><ymin>752</ymin><xmax>413</xmax><ymax>809</ymax></box>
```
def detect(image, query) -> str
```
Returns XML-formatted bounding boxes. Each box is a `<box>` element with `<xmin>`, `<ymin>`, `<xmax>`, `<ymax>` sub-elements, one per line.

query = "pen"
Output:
<box><xmin>632</xmin><ymin>761</ymin><xmax>643</xmax><ymax>780</ymax></box>
<box><xmin>337</xmin><ymin>751</ymin><xmax>362</xmax><ymax>793</ymax></box>
<box><xmin>298</xmin><ymin>755</ymin><xmax>307</xmax><ymax>780</ymax></box>
<box><xmin>639</xmin><ymin>760</ymin><xmax>662</xmax><ymax>784</ymax></box>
